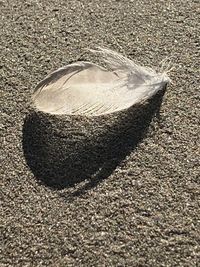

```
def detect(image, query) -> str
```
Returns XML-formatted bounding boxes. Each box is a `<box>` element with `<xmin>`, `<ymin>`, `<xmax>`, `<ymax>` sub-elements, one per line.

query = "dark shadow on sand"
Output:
<box><xmin>22</xmin><ymin>89</ymin><xmax>166</xmax><ymax>193</ymax></box>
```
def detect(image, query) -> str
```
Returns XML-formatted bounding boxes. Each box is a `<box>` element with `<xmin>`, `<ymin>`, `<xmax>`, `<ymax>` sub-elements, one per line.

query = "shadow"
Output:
<box><xmin>22</xmin><ymin>88</ymin><xmax>166</xmax><ymax>193</ymax></box>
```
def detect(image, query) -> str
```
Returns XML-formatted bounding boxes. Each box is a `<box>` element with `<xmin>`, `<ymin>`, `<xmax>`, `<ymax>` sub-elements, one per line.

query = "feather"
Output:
<box><xmin>32</xmin><ymin>47</ymin><xmax>170</xmax><ymax>116</ymax></box>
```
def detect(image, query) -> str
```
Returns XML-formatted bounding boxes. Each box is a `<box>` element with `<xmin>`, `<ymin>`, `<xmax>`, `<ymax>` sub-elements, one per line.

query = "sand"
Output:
<box><xmin>1</xmin><ymin>0</ymin><xmax>199</xmax><ymax>266</ymax></box>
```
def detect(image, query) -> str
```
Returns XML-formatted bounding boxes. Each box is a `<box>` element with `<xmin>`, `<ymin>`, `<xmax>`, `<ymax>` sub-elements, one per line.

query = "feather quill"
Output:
<box><xmin>32</xmin><ymin>47</ymin><xmax>170</xmax><ymax>116</ymax></box>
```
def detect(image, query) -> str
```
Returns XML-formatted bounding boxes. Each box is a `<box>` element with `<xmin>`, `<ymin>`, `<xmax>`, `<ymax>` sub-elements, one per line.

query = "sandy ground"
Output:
<box><xmin>1</xmin><ymin>0</ymin><xmax>199</xmax><ymax>266</ymax></box>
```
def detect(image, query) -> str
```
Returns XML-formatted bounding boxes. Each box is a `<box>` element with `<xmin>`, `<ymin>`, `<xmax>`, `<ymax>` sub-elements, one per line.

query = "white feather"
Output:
<box><xmin>32</xmin><ymin>47</ymin><xmax>170</xmax><ymax>116</ymax></box>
